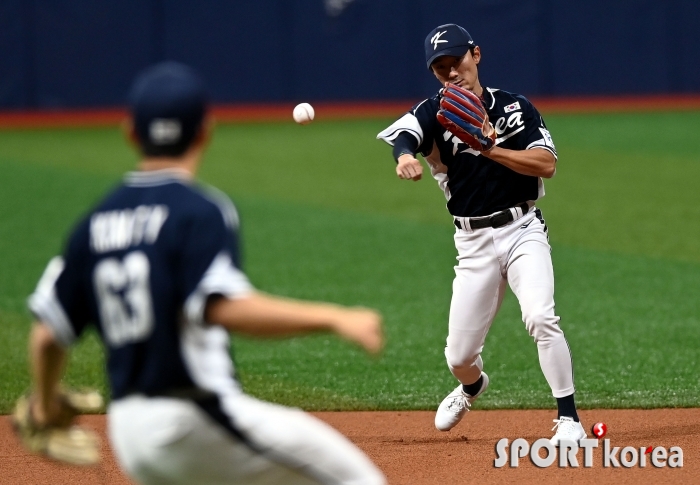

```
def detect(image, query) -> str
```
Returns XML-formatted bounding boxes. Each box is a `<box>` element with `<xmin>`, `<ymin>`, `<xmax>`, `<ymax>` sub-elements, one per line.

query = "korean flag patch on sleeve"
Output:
<box><xmin>504</xmin><ymin>101</ymin><xmax>521</xmax><ymax>113</ymax></box>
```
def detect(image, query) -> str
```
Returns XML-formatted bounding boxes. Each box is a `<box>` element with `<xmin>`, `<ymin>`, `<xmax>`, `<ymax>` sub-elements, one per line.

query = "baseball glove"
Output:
<box><xmin>437</xmin><ymin>83</ymin><xmax>497</xmax><ymax>152</ymax></box>
<box><xmin>11</xmin><ymin>388</ymin><xmax>103</xmax><ymax>465</ymax></box>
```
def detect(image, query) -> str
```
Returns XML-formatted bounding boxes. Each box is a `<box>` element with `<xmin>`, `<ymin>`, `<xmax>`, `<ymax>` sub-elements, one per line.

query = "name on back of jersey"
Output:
<box><xmin>90</xmin><ymin>205</ymin><xmax>169</xmax><ymax>253</ymax></box>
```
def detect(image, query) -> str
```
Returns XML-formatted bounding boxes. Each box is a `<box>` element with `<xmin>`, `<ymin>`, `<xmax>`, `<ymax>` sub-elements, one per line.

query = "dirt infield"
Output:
<box><xmin>1</xmin><ymin>408</ymin><xmax>697</xmax><ymax>484</ymax></box>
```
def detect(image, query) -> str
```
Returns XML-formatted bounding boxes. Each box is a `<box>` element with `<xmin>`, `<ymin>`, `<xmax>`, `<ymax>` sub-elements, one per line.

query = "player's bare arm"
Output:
<box><xmin>483</xmin><ymin>146</ymin><xmax>556</xmax><ymax>178</ymax></box>
<box><xmin>205</xmin><ymin>292</ymin><xmax>384</xmax><ymax>354</ymax></box>
<box><xmin>29</xmin><ymin>322</ymin><xmax>67</xmax><ymax>426</ymax></box>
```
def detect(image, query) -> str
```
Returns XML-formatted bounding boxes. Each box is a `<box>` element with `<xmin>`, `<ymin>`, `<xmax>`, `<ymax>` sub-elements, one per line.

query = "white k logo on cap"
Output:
<box><xmin>431</xmin><ymin>31</ymin><xmax>448</xmax><ymax>50</ymax></box>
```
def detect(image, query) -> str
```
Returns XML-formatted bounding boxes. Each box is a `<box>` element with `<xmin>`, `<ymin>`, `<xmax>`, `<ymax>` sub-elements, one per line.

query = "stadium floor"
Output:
<box><xmin>2</xmin><ymin>408</ymin><xmax>697</xmax><ymax>484</ymax></box>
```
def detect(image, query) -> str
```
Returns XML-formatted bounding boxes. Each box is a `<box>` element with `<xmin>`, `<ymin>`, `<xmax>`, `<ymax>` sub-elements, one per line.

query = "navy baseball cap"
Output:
<box><xmin>128</xmin><ymin>61</ymin><xmax>208</xmax><ymax>157</ymax></box>
<box><xmin>424</xmin><ymin>24</ymin><xmax>475</xmax><ymax>69</ymax></box>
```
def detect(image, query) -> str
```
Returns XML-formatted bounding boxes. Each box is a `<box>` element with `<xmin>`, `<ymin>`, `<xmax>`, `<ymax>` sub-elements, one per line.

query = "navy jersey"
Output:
<box><xmin>28</xmin><ymin>169</ymin><xmax>253</xmax><ymax>399</ymax></box>
<box><xmin>377</xmin><ymin>87</ymin><xmax>557</xmax><ymax>217</ymax></box>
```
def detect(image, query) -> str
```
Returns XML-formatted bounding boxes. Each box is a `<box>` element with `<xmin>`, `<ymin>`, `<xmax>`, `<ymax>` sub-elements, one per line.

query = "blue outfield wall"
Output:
<box><xmin>1</xmin><ymin>0</ymin><xmax>699</xmax><ymax>109</ymax></box>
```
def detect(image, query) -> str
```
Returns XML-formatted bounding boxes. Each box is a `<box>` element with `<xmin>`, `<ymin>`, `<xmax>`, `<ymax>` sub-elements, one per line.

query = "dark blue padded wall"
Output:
<box><xmin>161</xmin><ymin>1</ymin><xmax>293</xmax><ymax>102</ymax></box>
<box><xmin>550</xmin><ymin>1</ymin><xmax>669</xmax><ymax>95</ymax></box>
<box><xmin>1</xmin><ymin>0</ymin><xmax>698</xmax><ymax>109</ymax></box>
<box><xmin>409</xmin><ymin>0</ymin><xmax>545</xmax><ymax>95</ymax></box>
<box><xmin>0</xmin><ymin>0</ymin><xmax>31</xmax><ymax>108</ymax></box>
<box><xmin>31</xmin><ymin>0</ymin><xmax>154</xmax><ymax>108</ymax></box>
<box><xmin>674</xmin><ymin>0</ymin><xmax>700</xmax><ymax>92</ymax></box>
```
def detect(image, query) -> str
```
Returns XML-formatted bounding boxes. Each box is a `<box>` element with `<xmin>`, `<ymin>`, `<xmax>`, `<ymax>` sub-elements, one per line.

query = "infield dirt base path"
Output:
<box><xmin>1</xmin><ymin>409</ymin><xmax>698</xmax><ymax>485</ymax></box>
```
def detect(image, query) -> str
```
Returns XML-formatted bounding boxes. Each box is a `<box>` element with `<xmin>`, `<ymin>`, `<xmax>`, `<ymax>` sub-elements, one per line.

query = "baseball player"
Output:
<box><xmin>24</xmin><ymin>62</ymin><xmax>386</xmax><ymax>485</ymax></box>
<box><xmin>377</xmin><ymin>24</ymin><xmax>586</xmax><ymax>444</ymax></box>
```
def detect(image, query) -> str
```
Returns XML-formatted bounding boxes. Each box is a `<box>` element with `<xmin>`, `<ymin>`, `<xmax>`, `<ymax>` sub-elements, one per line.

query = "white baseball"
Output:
<box><xmin>293</xmin><ymin>103</ymin><xmax>315</xmax><ymax>125</ymax></box>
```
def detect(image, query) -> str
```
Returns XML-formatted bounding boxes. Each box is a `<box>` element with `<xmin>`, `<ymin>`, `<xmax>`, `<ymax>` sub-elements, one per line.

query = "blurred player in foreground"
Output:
<box><xmin>377</xmin><ymin>24</ymin><xmax>585</xmax><ymax>443</ymax></box>
<box><xmin>22</xmin><ymin>62</ymin><xmax>386</xmax><ymax>485</ymax></box>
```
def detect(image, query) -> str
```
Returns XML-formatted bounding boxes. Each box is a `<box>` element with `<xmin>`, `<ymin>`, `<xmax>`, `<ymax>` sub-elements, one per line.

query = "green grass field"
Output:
<box><xmin>1</xmin><ymin>112</ymin><xmax>699</xmax><ymax>413</ymax></box>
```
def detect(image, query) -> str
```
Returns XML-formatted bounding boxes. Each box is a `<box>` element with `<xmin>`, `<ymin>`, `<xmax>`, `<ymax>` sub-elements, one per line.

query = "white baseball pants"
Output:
<box><xmin>445</xmin><ymin>207</ymin><xmax>575</xmax><ymax>398</ymax></box>
<box><xmin>109</xmin><ymin>394</ymin><xmax>385</xmax><ymax>485</ymax></box>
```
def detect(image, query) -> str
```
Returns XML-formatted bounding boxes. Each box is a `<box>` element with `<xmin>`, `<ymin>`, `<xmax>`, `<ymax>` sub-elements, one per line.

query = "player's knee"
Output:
<box><xmin>523</xmin><ymin>311</ymin><xmax>562</xmax><ymax>343</ymax></box>
<box><xmin>445</xmin><ymin>346</ymin><xmax>479</xmax><ymax>370</ymax></box>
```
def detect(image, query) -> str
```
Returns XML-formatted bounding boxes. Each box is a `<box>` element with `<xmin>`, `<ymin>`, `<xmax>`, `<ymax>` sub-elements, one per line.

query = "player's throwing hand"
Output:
<box><xmin>396</xmin><ymin>154</ymin><xmax>423</xmax><ymax>181</ymax></box>
<box><xmin>331</xmin><ymin>308</ymin><xmax>384</xmax><ymax>354</ymax></box>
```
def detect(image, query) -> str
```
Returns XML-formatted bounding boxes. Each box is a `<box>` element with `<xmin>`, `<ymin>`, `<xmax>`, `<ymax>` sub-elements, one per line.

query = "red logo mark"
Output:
<box><xmin>591</xmin><ymin>422</ymin><xmax>607</xmax><ymax>439</ymax></box>
<box><xmin>645</xmin><ymin>446</ymin><xmax>653</xmax><ymax>454</ymax></box>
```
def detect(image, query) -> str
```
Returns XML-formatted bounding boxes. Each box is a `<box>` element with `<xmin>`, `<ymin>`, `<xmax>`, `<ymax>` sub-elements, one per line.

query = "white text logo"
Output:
<box><xmin>494</xmin><ymin>438</ymin><xmax>683</xmax><ymax>468</ymax></box>
<box><xmin>90</xmin><ymin>205</ymin><xmax>169</xmax><ymax>253</ymax></box>
<box><xmin>493</xmin><ymin>112</ymin><xmax>524</xmax><ymax>136</ymax></box>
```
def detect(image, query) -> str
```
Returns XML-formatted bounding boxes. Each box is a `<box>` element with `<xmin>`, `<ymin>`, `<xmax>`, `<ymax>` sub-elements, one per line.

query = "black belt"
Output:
<box><xmin>156</xmin><ymin>387</ymin><xmax>218</xmax><ymax>401</ymax></box>
<box><xmin>454</xmin><ymin>202</ymin><xmax>530</xmax><ymax>230</ymax></box>
<box><xmin>122</xmin><ymin>387</ymin><xmax>218</xmax><ymax>402</ymax></box>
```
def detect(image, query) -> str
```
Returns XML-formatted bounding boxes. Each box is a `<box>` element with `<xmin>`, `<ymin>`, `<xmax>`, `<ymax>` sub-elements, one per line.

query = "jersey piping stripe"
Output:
<box><xmin>376</xmin><ymin>112</ymin><xmax>424</xmax><ymax>145</ymax></box>
<box><xmin>563</xmin><ymin>333</ymin><xmax>576</xmax><ymax>395</ymax></box>
<box><xmin>178</xmin><ymin>251</ymin><xmax>253</xmax><ymax>410</ymax></box>
<box><xmin>197</xmin><ymin>185</ymin><xmax>242</xmax><ymax>229</ymax></box>
<box><xmin>411</xmin><ymin>97</ymin><xmax>430</xmax><ymax>114</ymax></box>
<box><xmin>209</xmin><ymin>398</ymin><xmax>339</xmax><ymax>485</ymax></box>
<box><xmin>194</xmin><ymin>394</ymin><xmax>253</xmax><ymax>446</ymax></box>
<box><xmin>534</xmin><ymin>208</ymin><xmax>548</xmax><ymax>236</ymax></box>
<box><xmin>526</xmin><ymin>140</ymin><xmax>558</xmax><ymax>158</ymax></box>
<box><xmin>184</xmin><ymin>251</ymin><xmax>254</xmax><ymax>327</ymax></box>
<box><xmin>124</xmin><ymin>169</ymin><xmax>192</xmax><ymax>187</ymax></box>
<box><xmin>485</xmin><ymin>88</ymin><xmax>499</xmax><ymax>109</ymax></box>
<box><xmin>193</xmin><ymin>393</ymin><xmax>335</xmax><ymax>483</ymax></box>
<box><xmin>376</xmin><ymin>128</ymin><xmax>421</xmax><ymax>145</ymax></box>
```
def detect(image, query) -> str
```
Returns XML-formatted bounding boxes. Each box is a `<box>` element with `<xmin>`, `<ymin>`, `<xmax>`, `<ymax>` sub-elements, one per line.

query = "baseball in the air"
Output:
<box><xmin>591</xmin><ymin>422</ymin><xmax>608</xmax><ymax>439</ymax></box>
<box><xmin>293</xmin><ymin>103</ymin><xmax>315</xmax><ymax>125</ymax></box>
